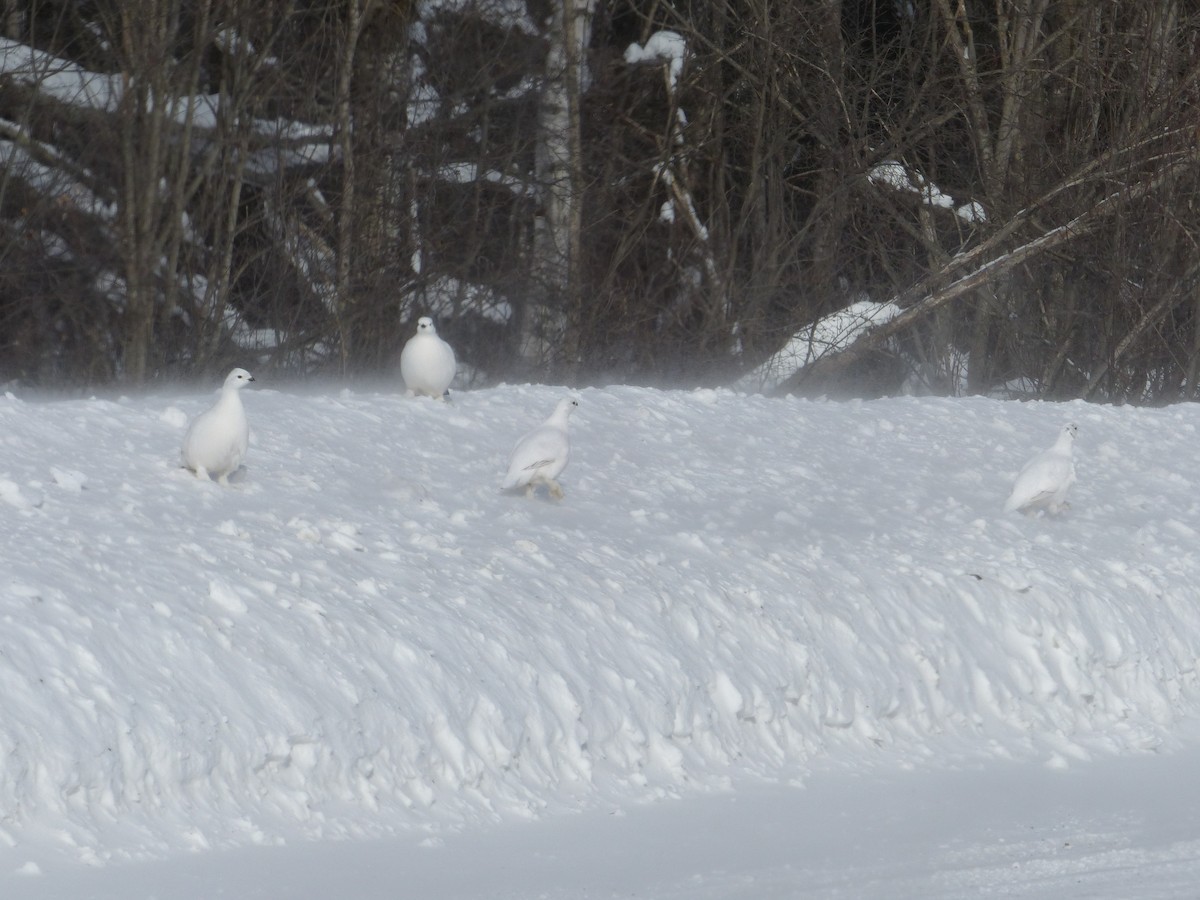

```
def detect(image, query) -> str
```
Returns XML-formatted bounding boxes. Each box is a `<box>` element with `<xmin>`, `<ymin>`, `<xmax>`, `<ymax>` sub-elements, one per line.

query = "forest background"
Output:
<box><xmin>1</xmin><ymin>0</ymin><xmax>1198</xmax><ymax>401</ymax></box>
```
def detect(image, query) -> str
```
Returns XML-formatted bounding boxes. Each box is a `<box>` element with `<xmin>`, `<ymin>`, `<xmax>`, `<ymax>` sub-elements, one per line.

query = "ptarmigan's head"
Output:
<box><xmin>225</xmin><ymin>368</ymin><xmax>255</xmax><ymax>390</ymax></box>
<box><xmin>416</xmin><ymin>316</ymin><xmax>436</xmax><ymax>335</ymax></box>
<box><xmin>552</xmin><ymin>398</ymin><xmax>579</xmax><ymax>423</ymax></box>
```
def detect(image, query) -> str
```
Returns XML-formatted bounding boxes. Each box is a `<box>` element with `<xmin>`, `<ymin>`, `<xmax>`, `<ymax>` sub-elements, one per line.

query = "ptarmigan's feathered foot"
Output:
<box><xmin>519</xmin><ymin>480</ymin><xmax>564</xmax><ymax>500</ymax></box>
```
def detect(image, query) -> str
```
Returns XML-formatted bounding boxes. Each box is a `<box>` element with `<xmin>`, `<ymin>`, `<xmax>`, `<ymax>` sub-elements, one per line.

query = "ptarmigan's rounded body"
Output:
<box><xmin>502</xmin><ymin>398</ymin><xmax>578</xmax><ymax>499</ymax></box>
<box><xmin>1004</xmin><ymin>422</ymin><xmax>1077</xmax><ymax>515</ymax></box>
<box><xmin>182</xmin><ymin>368</ymin><xmax>254</xmax><ymax>484</ymax></box>
<box><xmin>400</xmin><ymin>317</ymin><xmax>457</xmax><ymax>399</ymax></box>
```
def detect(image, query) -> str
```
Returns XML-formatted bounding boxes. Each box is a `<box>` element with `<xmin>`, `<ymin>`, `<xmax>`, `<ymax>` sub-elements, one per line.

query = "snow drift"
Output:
<box><xmin>1</xmin><ymin>383</ymin><xmax>1199</xmax><ymax>865</ymax></box>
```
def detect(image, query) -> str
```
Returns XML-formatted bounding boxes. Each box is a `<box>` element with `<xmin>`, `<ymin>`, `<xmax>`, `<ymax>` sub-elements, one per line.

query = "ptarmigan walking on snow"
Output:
<box><xmin>1004</xmin><ymin>422</ymin><xmax>1077</xmax><ymax>515</ymax></box>
<box><xmin>400</xmin><ymin>316</ymin><xmax>457</xmax><ymax>399</ymax></box>
<box><xmin>502</xmin><ymin>398</ymin><xmax>578</xmax><ymax>499</ymax></box>
<box><xmin>181</xmin><ymin>368</ymin><xmax>255</xmax><ymax>484</ymax></box>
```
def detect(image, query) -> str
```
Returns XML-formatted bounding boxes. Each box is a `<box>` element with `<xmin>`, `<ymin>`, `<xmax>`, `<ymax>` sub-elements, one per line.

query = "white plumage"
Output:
<box><xmin>1004</xmin><ymin>422</ymin><xmax>1077</xmax><ymax>515</ymax></box>
<box><xmin>181</xmin><ymin>368</ymin><xmax>254</xmax><ymax>484</ymax></box>
<box><xmin>502</xmin><ymin>398</ymin><xmax>578</xmax><ymax>499</ymax></box>
<box><xmin>400</xmin><ymin>316</ymin><xmax>457</xmax><ymax>399</ymax></box>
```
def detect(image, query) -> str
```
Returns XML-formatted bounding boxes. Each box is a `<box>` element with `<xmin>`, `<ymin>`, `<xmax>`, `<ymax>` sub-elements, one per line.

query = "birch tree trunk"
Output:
<box><xmin>527</xmin><ymin>0</ymin><xmax>593</xmax><ymax>374</ymax></box>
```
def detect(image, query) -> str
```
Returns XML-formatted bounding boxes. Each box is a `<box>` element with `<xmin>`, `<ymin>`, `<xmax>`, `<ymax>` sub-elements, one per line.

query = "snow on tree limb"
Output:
<box><xmin>0</xmin><ymin>38</ymin><xmax>121</xmax><ymax>111</ymax></box>
<box><xmin>624</xmin><ymin>31</ymin><xmax>687</xmax><ymax>90</ymax></box>
<box><xmin>0</xmin><ymin>117</ymin><xmax>114</xmax><ymax>215</ymax></box>
<box><xmin>868</xmin><ymin>160</ymin><xmax>987</xmax><ymax>224</ymax></box>
<box><xmin>0</xmin><ymin>37</ymin><xmax>330</xmax><ymax>167</ymax></box>
<box><xmin>738</xmin><ymin>301</ymin><xmax>902</xmax><ymax>393</ymax></box>
<box><xmin>418</xmin><ymin>0</ymin><xmax>540</xmax><ymax>34</ymax></box>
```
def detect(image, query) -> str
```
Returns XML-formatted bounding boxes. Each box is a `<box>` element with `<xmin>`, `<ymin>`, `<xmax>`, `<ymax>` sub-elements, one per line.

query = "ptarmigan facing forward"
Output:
<box><xmin>400</xmin><ymin>316</ymin><xmax>457</xmax><ymax>399</ymax></box>
<box><xmin>1004</xmin><ymin>422</ymin><xmax>1077</xmax><ymax>515</ymax></box>
<box><xmin>181</xmin><ymin>368</ymin><xmax>254</xmax><ymax>484</ymax></box>
<box><xmin>502</xmin><ymin>398</ymin><xmax>578</xmax><ymax>499</ymax></box>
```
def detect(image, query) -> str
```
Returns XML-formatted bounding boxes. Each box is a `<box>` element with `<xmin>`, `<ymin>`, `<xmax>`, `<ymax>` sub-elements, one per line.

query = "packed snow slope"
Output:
<box><xmin>1</xmin><ymin>382</ymin><xmax>1199</xmax><ymax>865</ymax></box>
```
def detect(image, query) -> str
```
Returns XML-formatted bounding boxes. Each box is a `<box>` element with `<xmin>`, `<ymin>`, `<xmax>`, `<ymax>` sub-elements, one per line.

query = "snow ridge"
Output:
<box><xmin>0</xmin><ymin>386</ymin><xmax>1198</xmax><ymax>863</ymax></box>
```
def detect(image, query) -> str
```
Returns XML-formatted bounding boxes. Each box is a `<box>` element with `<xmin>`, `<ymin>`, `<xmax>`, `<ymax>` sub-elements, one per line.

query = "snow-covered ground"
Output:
<box><xmin>1</xmin><ymin>380</ymin><xmax>1200</xmax><ymax>897</ymax></box>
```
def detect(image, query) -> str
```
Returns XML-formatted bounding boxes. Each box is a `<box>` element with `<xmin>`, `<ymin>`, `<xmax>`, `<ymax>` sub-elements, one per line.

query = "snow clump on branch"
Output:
<box><xmin>868</xmin><ymin>160</ymin><xmax>988</xmax><ymax>225</ymax></box>
<box><xmin>624</xmin><ymin>31</ymin><xmax>687</xmax><ymax>90</ymax></box>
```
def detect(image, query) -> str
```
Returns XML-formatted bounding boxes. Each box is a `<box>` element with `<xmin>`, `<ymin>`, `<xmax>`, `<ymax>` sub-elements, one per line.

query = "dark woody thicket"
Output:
<box><xmin>1</xmin><ymin>0</ymin><xmax>1200</xmax><ymax>402</ymax></box>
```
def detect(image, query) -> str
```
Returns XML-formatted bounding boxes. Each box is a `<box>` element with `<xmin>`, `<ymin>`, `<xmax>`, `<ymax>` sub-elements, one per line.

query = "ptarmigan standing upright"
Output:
<box><xmin>400</xmin><ymin>316</ymin><xmax>457</xmax><ymax>399</ymax></box>
<box><xmin>502</xmin><ymin>398</ymin><xmax>578</xmax><ymax>499</ymax></box>
<box><xmin>1004</xmin><ymin>422</ymin><xmax>1077</xmax><ymax>515</ymax></box>
<box><xmin>181</xmin><ymin>368</ymin><xmax>255</xmax><ymax>484</ymax></box>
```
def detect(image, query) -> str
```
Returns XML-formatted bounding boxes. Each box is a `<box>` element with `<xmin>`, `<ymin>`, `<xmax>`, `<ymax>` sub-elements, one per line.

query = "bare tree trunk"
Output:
<box><xmin>1187</xmin><ymin>283</ymin><xmax>1200</xmax><ymax>399</ymax></box>
<box><xmin>115</xmin><ymin>0</ymin><xmax>175</xmax><ymax>382</ymax></box>
<box><xmin>2</xmin><ymin>3</ymin><xmax>22</xmax><ymax>39</ymax></box>
<box><xmin>332</xmin><ymin>0</ymin><xmax>374</xmax><ymax>373</ymax></box>
<box><xmin>346</xmin><ymin>13</ymin><xmax>412</xmax><ymax>370</ymax></box>
<box><xmin>934</xmin><ymin>0</ymin><xmax>1053</xmax><ymax>394</ymax></box>
<box><xmin>161</xmin><ymin>0</ymin><xmax>212</xmax><ymax>360</ymax></box>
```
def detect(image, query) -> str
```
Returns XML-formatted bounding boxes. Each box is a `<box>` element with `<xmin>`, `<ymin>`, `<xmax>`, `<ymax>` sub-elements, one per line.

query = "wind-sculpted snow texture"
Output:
<box><xmin>0</xmin><ymin>384</ymin><xmax>1199</xmax><ymax>865</ymax></box>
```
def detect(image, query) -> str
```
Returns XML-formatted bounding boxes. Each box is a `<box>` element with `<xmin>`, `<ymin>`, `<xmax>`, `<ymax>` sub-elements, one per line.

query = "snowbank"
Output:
<box><xmin>1</xmin><ymin>384</ymin><xmax>1199</xmax><ymax>864</ymax></box>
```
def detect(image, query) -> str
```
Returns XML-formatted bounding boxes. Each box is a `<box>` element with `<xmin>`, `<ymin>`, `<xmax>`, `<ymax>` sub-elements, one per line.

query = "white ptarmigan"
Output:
<box><xmin>400</xmin><ymin>316</ymin><xmax>457</xmax><ymax>399</ymax></box>
<box><xmin>502</xmin><ymin>398</ymin><xmax>578</xmax><ymax>499</ymax></box>
<box><xmin>1004</xmin><ymin>422</ymin><xmax>1077</xmax><ymax>515</ymax></box>
<box><xmin>181</xmin><ymin>368</ymin><xmax>255</xmax><ymax>484</ymax></box>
